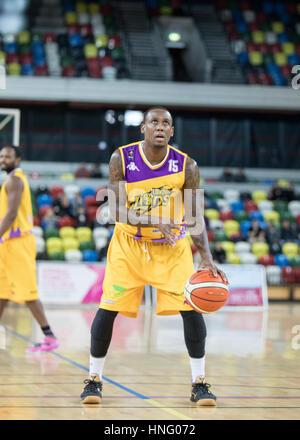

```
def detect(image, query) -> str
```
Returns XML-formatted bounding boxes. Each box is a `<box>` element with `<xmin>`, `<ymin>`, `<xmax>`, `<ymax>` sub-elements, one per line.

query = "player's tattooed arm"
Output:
<box><xmin>0</xmin><ymin>175</ymin><xmax>23</xmax><ymax>238</ymax></box>
<box><xmin>183</xmin><ymin>157</ymin><xmax>228</xmax><ymax>281</ymax></box>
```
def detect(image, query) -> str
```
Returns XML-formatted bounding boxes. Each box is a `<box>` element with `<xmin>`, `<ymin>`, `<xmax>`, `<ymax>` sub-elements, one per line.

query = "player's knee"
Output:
<box><xmin>90</xmin><ymin>309</ymin><xmax>118</xmax><ymax>357</ymax></box>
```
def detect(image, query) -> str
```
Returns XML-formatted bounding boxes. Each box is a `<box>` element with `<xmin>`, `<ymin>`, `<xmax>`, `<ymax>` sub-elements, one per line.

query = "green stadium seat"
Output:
<box><xmin>44</xmin><ymin>228</ymin><xmax>60</xmax><ymax>239</ymax></box>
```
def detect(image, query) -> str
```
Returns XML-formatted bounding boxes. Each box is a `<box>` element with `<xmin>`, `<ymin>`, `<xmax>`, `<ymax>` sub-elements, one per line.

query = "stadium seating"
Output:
<box><xmin>4</xmin><ymin>0</ymin><xmax>129</xmax><ymax>79</ymax></box>
<box><xmin>218</xmin><ymin>0</ymin><xmax>300</xmax><ymax>85</ymax></box>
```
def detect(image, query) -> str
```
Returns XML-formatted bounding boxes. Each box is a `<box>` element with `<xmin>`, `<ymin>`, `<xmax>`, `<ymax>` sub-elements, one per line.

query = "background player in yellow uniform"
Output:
<box><xmin>0</xmin><ymin>145</ymin><xmax>58</xmax><ymax>352</ymax></box>
<box><xmin>81</xmin><ymin>107</ymin><xmax>227</xmax><ymax>406</ymax></box>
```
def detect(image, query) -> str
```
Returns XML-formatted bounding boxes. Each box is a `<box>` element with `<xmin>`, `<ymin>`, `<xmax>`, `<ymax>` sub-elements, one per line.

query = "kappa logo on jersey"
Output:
<box><xmin>129</xmin><ymin>185</ymin><xmax>173</xmax><ymax>214</ymax></box>
<box><xmin>127</xmin><ymin>162</ymin><xmax>140</xmax><ymax>172</ymax></box>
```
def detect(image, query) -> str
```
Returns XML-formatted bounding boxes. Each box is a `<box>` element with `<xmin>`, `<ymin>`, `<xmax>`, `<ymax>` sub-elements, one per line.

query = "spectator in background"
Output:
<box><xmin>70</xmin><ymin>191</ymin><xmax>85</xmax><ymax>218</ymax></box>
<box><xmin>265</xmin><ymin>220</ymin><xmax>281</xmax><ymax>244</ymax></box>
<box><xmin>220</xmin><ymin>167</ymin><xmax>233</xmax><ymax>182</ymax></box>
<box><xmin>248</xmin><ymin>219</ymin><xmax>266</xmax><ymax>244</ymax></box>
<box><xmin>53</xmin><ymin>193</ymin><xmax>73</xmax><ymax>217</ymax></box>
<box><xmin>75</xmin><ymin>162</ymin><xmax>91</xmax><ymax>179</ymax></box>
<box><xmin>280</xmin><ymin>219</ymin><xmax>298</xmax><ymax>241</ymax></box>
<box><xmin>76</xmin><ymin>206</ymin><xmax>88</xmax><ymax>227</ymax></box>
<box><xmin>268</xmin><ymin>182</ymin><xmax>285</xmax><ymax>201</ymax></box>
<box><xmin>41</xmin><ymin>207</ymin><xmax>58</xmax><ymax>230</ymax></box>
<box><xmin>234</xmin><ymin>168</ymin><xmax>247</xmax><ymax>183</ymax></box>
<box><xmin>212</xmin><ymin>242</ymin><xmax>226</xmax><ymax>264</ymax></box>
<box><xmin>283</xmin><ymin>183</ymin><xmax>295</xmax><ymax>202</ymax></box>
<box><xmin>91</xmin><ymin>163</ymin><xmax>103</xmax><ymax>179</ymax></box>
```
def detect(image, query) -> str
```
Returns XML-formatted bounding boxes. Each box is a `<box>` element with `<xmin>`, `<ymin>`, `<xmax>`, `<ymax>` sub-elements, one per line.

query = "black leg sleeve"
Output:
<box><xmin>90</xmin><ymin>308</ymin><xmax>118</xmax><ymax>357</ymax></box>
<box><xmin>180</xmin><ymin>310</ymin><xmax>207</xmax><ymax>358</ymax></box>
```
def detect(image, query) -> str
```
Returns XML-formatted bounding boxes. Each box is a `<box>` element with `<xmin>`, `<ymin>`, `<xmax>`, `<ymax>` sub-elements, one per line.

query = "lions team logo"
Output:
<box><xmin>129</xmin><ymin>185</ymin><xmax>174</xmax><ymax>214</ymax></box>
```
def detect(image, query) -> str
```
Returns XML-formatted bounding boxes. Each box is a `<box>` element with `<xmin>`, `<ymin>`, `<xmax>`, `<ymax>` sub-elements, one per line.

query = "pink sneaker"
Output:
<box><xmin>26</xmin><ymin>336</ymin><xmax>59</xmax><ymax>353</ymax></box>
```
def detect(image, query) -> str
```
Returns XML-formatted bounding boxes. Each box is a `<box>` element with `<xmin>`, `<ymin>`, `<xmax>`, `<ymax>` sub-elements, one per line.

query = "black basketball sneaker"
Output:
<box><xmin>80</xmin><ymin>375</ymin><xmax>102</xmax><ymax>404</ymax></box>
<box><xmin>190</xmin><ymin>376</ymin><xmax>217</xmax><ymax>406</ymax></box>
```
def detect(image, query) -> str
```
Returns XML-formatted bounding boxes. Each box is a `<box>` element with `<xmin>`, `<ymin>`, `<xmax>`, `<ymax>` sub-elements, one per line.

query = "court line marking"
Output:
<box><xmin>3</xmin><ymin>326</ymin><xmax>192</xmax><ymax>420</ymax></box>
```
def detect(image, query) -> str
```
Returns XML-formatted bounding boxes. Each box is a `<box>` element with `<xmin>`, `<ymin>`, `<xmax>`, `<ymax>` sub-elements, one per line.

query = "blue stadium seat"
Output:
<box><xmin>249</xmin><ymin>211</ymin><xmax>264</xmax><ymax>221</ymax></box>
<box><xmin>37</xmin><ymin>194</ymin><xmax>53</xmax><ymax>208</ymax></box>
<box><xmin>231</xmin><ymin>201</ymin><xmax>244</xmax><ymax>213</ymax></box>
<box><xmin>240</xmin><ymin>220</ymin><xmax>252</xmax><ymax>237</ymax></box>
<box><xmin>81</xmin><ymin>187</ymin><xmax>96</xmax><ymax>199</ymax></box>
<box><xmin>82</xmin><ymin>249</ymin><xmax>98</xmax><ymax>262</ymax></box>
<box><xmin>274</xmin><ymin>254</ymin><xmax>290</xmax><ymax>267</ymax></box>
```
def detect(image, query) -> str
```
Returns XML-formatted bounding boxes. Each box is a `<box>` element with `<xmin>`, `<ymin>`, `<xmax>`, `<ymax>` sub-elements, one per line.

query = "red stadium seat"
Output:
<box><xmin>295</xmin><ymin>268</ymin><xmax>300</xmax><ymax>283</ymax></box>
<box><xmin>296</xmin><ymin>214</ymin><xmax>300</xmax><ymax>227</ymax></box>
<box><xmin>148</xmin><ymin>7</ymin><xmax>160</xmax><ymax>17</ymax></box>
<box><xmin>87</xmin><ymin>206</ymin><xmax>98</xmax><ymax>222</ymax></box>
<box><xmin>256</xmin><ymin>11</ymin><xmax>266</xmax><ymax>23</ymax></box>
<box><xmin>259</xmin><ymin>255</ymin><xmax>274</xmax><ymax>266</ymax></box>
<box><xmin>58</xmin><ymin>216</ymin><xmax>77</xmax><ymax>228</ymax></box>
<box><xmin>7</xmin><ymin>53</ymin><xmax>19</xmax><ymax>63</ymax></box>
<box><xmin>207</xmin><ymin>230</ymin><xmax>214</xmax><ymax>242</ymax></box>
<box><xmin>39</xmin><ymin>205</ymin><xmax>52</xmax><ymax>218</ymax></box>
<box><xmin>258</xmin><ymin>73</ymin><xmax>273</xmax><ymax>85</ymax></box>
<box><xmin>248</xmin><ymin>22</ymin><xmax>259</xmax><ymax>31</ymax></box>
<box><xmin>270</xmin><ymin>43</ymin><xmax>281</xmax><ymax>54</ymax></box>
<box><xmin>44</xmin><ymin>33</ymin><xmax>56</xmax><ymax>43</ymax></box>
<box><xmin>85</xmin><ymin>196</ymin><xmax>98</xmax><ymax>207</ymax></box>
<box><xmin>282</xmin><ymin>267</ymin><xmax>296</xmax><ymax>284</ymax></box>
<box><xmin>63</xmin><ymin>66</ymin><xmax>76</xmax><ymax>77</ymax></box>
<box><xmin>295</xmin><ymin>44</ymin><xmax>300</xmax><ymax>57</ymax></box>
<box><xmin>50</xmin><ymin>186</ymin><xmax>64</xmax><ymax>199</ymax></box>
<box><xmin>247</xmin><ymin>72</ymin><xmax>259</xmax><ymax>84</ymax></box>
<box><xmin>80</xmin><ymin>24</ymin><xmax>93</xmax><ymax>36</ymax></box>
<box><xmin>20</xmin><ymin>53</ymin><xmax>32</xmax><ymax>65</ymax></box>
<box><xmin>224</xmin><ymin>21</ymin><xmax>236</xmax><ymax>34</ymax></box>
<box><xmin>101</xmin><ymin>3</ymin><xmax>113</xmax><ymax>15</ymax></box>
<box><xmin>35</xmin><ymin>65</ymin><xmax>48</xmax><ymax>76</ymax></box>
<box><xmin>257</xmin><ymin>43</ymin><xmax>269</xmax><ymax>54</ymax></box>
<box><xmin>286</xmin><ymin>3</ymin><xmax>297</xmax><ymax>14</ymax></box>
<box><xmin>67</xmin><ymin>24</ymin><xmax>80</xmax><ymax>35</ymax></box>
<box><xmin>240</xmin><ymin>1</ymin><xmax>250</xmax><ymax>10</ymax></box>
<box><xmin>280</xmin><ymin>65</ymin><xmax>292</xmax><ymax>79</ymax></box>
<box><xmin>33</xmin><ymin>216</ymin><xmax>41</xmax><ymax>226</ymax></box>
<box><xmin>219</xmin><ymin>211</ymin><xmax>234</xmax><ymax>221</ymax></box>
<box><xmin>244</xmin><ymin>200</ymin><xmax>258</xmax><ymax>212</ymax></box>
<box><xmin>245</xmin><ymin>42</ymin><xmax>257</xmax><ymax>52</ymax></box>
<box><xmin>108</xmin><ymin>35</ymin><xmax>121</xmax><ymax>49</ymax></box>
<box><xmin>100</xmin><ymin>55</ymin><xmax>113</xmax><ymax>67</ymax></box>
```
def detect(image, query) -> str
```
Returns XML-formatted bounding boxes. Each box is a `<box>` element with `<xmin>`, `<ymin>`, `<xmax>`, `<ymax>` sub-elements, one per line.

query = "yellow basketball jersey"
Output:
<box><xmin>116</xmin><ymin>141</ymin><xmax>187</xmax><ymax>242</ymax></box>
<box><xmin>0</xmin><ymin>168</ymin><xmax>33</xmax><ymax>242</ymax></box>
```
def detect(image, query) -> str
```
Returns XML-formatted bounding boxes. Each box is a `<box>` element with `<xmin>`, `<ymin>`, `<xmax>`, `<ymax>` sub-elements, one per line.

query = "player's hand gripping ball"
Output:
<box><xmin>184</xmin><ymin>269</ymin><xmax>229</xmax><ymax>314</ymax></box>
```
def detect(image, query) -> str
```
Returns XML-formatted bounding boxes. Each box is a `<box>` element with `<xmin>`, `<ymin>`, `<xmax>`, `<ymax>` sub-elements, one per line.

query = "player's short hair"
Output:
<box><xmin>1</xmin><ymin>145</ymin><xmax>22</xmax><ymax>159</ymax></box>
<box><xmin>142</xmin><ymin>106</ymin><xmax>173</xmax><ymax>124</ymax></box>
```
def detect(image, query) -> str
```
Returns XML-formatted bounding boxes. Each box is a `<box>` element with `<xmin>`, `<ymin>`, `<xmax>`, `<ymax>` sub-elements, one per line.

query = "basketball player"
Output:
<box><xmin>80</xmin><ymin>107</ymin><xmax>227</xmax><ymax>406</ymax></box>
<box><xmin>0</xmin><ymin>145</ymin><xmax>58</xmax><ymax>352</ymax></box>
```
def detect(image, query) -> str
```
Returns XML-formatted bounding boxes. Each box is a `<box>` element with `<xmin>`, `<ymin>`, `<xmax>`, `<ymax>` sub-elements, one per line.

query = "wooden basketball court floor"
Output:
<box><xmin>0</xmin><ymin>302</ymin><xmax>299</xmax><ymax>421</ymax></box>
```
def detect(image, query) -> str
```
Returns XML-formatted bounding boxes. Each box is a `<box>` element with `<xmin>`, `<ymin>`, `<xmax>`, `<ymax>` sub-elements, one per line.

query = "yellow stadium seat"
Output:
<box><xmin>252</xmin><ymin>31</ymin><xmax>265</xmax><ymax>44</ymax></box>
<box><xmin>46</xmin><ymin>237</ymin><xmax>63</xmax><ymax>253</ymax></box>
<box><xmin>95</xmin><ymin>34</ymin><xmax>108</xmax><ymax>48</ymax></box>
<box><xmin>0</xmin><ymin>51</ymin><xmax>6</xmax><ymax>64</ymax></box>
<box><xmin>223</xmin><ymin>220</ymin><xmax>240</xmax><ymax>235</ymax></box>
<box><xmin>282</xmin><ymin>242</ymin><xmax>298</xmax><ymax>259</ymax></box>
<box><xmin>89</xmin><ymin>3</ymin><xmax>100</xmax><ymax>14</ymax></box>
<box><xmin>252</xmin><ymin>242</ymin><xmax>269</xmax><ymax>258</ymax></box>
<box><xmin>277</xmin><ymin>179</ymin><xmax>289</xmax><ymax>188</ymax></box>
<box><xmin>226</xmin><ymin>252</ymin><xmax>241</xmax><ymax>264</ymax></box>
<box><xmin>282</xmin><ymin>42</ymin><xmax>295</xmax><ymax>56</ymax></box>
<box><xmin>252</xmin><ymin>190</ymin><xmax>267</xmax><ymax>203</ymax></box>
<box><xmin>62</xmin><ymin>237</ymin><xmax>79</xmax><ymax>251</ymax></box>
<box><xmin>160</xmin><ymin>6</ymin><xmax>172</xmax><ymax>16</ymax></box>
<box><xmin>65</xmin><ymin>12</ymin><xmax>77</xmax><ymax>25</ymax></box>
<box><xmin>17</xmin><ymin>31</ymin><xmax>30</xmax><ymax>44</ymax></box>
<box><xmin>297</xmin><ymin>4</ymin><xmax>300</xmax><ymax>15</ymax></box>
<box><xmin>205</xmin><ymin>209</ymin><xmax>219</xmax><ymax>221</ymax></box>
<box><xmin>221</xmin><ymin>241</ymin><xmax>235</xmax><ymax>253</ymax></box>
<box><xmin>76</xmin><ymin>2</ymin><xmax>87</xmax><ymax>13</ymax></box>
<box><xmin>249</xmin><ymin>51</ymin><xmax>263</xmax><ymax>66</ymax></box>
<box><xmin>84</xmin><ymin>44</ymin><xmax>98</xmax><ymax>58</ymax></box>
<box><xmin>76</xmin><ymin>227</ymin><xmax>92</xmax><ymax>242</ymax></box>
<box><xmin>61</xmin><ymin>173</ymin><xmax>74</xmax><ymax>181</ymax></box>
<box><xmin>274</xmin><ymin>52</ymin><xmax>288</xmax><ymax>66</ymax></box>
<box><xmin>272</xmin><ymin>21</ymin><xmax>285</xmax><ymax>34</ymax></box>
<box><xmin>263</xmin><ymin>210</ymin><xmax>280</xmax><ymax>223</ymax></box>
<box><xmin>59</xmin><ymin>226</ymin><xmax>76</xmax><ymax>239</ymax></box>
<box><xmin>7</xmin><ymin>63</ymin><xmax>21</xmax><ymax>76</ymax></box>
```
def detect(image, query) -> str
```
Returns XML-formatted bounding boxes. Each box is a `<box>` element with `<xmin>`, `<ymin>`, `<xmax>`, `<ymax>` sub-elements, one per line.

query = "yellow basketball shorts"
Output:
<box><xmin>0</xmin><ymin>234</ymin><xmax>39</xmax><ymax>304</ymax></box>
<box><xmin>100</xmin><ymin>228</ymin><xmax>195</xmax><ymax>318</ymax></box>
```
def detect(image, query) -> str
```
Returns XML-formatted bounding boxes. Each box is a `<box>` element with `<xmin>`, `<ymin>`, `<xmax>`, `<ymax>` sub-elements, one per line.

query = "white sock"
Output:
<box><xmin>189</xmin><ymin>356</ymin><xmax>205</xmax><ymax>383</ymax></box>
<box><xmin>89</xmin><ymin>355</ymin><xmax>106</xmax><ymax>381</ymax></box>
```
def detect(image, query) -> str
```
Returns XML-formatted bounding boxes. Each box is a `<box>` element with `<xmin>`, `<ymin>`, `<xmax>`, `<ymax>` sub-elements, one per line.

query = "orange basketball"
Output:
<box><xmin>184</xmin><ymin>269</ymin><xmax>229</xmax><ymax>314</ymax></box>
